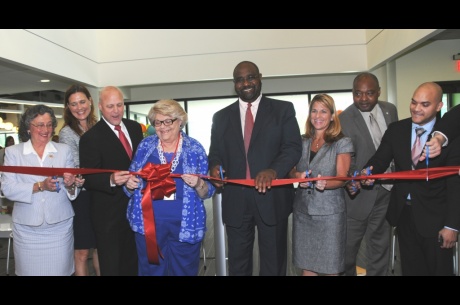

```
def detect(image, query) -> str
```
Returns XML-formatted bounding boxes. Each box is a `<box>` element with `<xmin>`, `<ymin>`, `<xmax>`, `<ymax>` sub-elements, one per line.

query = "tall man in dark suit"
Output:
<box><xmin>208</xmin><ymin>61</ymin><xmax>302</xmax><ymax>276</ymax></box>
<box><xmin>80</xmin><ymin>86</ymin><xmax>143</xmax><ymax>276</ymax></box>
<box><xmin>358</xmin><ymin>82</ymin><xmax>460</xmax><ymax>275</ymax></box>
<box><xmin>339</xmin><ymin>72</ymin><xmax>398</xmax><ymax>276</ymax></box>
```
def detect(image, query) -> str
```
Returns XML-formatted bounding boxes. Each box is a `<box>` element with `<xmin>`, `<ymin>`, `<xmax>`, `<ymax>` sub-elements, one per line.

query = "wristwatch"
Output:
<box><xmin>37</xmin><ymin>182</ymin><xmax>44</xmax><ymax>192</ymax></box>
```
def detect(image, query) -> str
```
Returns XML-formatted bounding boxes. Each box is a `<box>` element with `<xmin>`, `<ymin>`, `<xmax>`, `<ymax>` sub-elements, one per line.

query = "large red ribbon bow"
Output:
<box><xmin>134</xmin><ymin>162</ymin><xmax>176</xmax><ymax>265</ymax></box>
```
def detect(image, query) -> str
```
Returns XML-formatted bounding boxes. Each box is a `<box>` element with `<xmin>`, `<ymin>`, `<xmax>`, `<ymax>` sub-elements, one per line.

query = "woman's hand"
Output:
<box><xmin>315</xmin><ymin>174</ymin><xmax>327</xmax><ymax>191</ymax></box>
<box><xmin>63</xmin><ymin>173</ymin><xmax>77</xmax><ymax>188</ymax></box>
<box><xmin>181</xmin><ymin>174</ymin><xmax>200</xmax><ymax>187</ymax></box>
<box><xmin>298</xmin><ymin>170</ymin><xmax>312</xmax><ymax>188</ymax></box>
<box><xmin>125</xmin><ymin>175</ymin><xmax>140</xmax><ymax>190</ymax></box>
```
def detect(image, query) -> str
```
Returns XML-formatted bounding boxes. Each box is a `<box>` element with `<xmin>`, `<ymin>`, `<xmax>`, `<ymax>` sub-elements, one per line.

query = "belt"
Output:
<box><xmin>406</xmin><ymin>200</ymin><xmax>412</xmax><ymax>206</ymax></box>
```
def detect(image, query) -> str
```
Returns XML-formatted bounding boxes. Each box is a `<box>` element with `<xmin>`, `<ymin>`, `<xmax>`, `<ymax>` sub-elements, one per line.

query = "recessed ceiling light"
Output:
<box><xmin>40</xmin><ymin>79</ymin><xmax>50</xmax><ymax>83</ymax></box>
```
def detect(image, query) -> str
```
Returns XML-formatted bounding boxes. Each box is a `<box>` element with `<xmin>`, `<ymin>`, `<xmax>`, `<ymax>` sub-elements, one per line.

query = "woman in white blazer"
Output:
<box><xmin>1</xmin><ymin>105</ymin><xmax>83</xmax><ymax>276</ymax></box>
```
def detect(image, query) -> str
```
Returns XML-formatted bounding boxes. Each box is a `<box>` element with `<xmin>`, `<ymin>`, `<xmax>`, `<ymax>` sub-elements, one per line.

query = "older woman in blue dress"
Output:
<box><xmin>1</xmin><ymin>105</ymin><xmax>84</xmax><ymax>276</ymax></box>
<box><xmin>289</xmin><ymin>94</ymin><xmax>354</xmax><ymax>276</ymax></box>
<box><xmin>125</xmin><ymin>99</ymin><xmax>216</xmax><ymax>276</ymax></box>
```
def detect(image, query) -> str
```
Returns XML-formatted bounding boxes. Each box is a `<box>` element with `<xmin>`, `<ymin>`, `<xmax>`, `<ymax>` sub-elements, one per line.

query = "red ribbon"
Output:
<box><xmin>132</xmin><ymin>163</ymin><xmax>176</xmax><ymax>265</ymax></box>
<box><xmin>210</xmin><ymin>166</ymin><xmax>460</xmax><ymax>187</ymax></box>
<box><xmin>0</xmin><ymin>166</ymin><xmax>116</xmax><ymax>176</ymax></box>
<box><xmin>2</xmin><ymin>164</ymin><xmax>459</xmax><ymax>265</ymax></box>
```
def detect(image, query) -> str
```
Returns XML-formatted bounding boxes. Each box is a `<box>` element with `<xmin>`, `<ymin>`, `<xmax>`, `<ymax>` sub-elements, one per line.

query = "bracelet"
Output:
<box><xmin>66</xmin><ymin>183</ymin><xmax>76</xmax><ymax>192</ymax></box>
<box><xmin>37</xmin><ymin>182</ymin><xmax>43</xmax><ymax>192</ymax></box>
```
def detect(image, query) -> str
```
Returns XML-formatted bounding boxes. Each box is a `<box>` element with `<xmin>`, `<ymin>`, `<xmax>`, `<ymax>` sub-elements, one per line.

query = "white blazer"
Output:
<box><xmin>0</xmin><ymin>141</ymin><xmax>76</xmax><ymax>226</ymax></box>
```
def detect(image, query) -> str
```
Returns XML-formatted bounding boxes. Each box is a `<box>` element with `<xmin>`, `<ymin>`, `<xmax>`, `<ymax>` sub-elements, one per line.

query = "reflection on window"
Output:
<box><xmin>187</xmin><ymin>98</ymin><xmax>235</xmax><ymax>154</ymax></box>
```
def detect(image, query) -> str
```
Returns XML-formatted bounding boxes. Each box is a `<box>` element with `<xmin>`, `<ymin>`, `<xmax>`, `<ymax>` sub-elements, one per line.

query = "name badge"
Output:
<box><xmin>164</xmin><ymin>193</ymin><xmax>175</xmax><ymax>201</ymax></box>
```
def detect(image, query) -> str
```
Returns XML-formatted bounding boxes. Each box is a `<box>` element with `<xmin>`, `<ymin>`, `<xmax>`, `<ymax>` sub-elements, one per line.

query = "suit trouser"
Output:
<box><xmin>225</xmin><ymin>188</ymin><xmax>288</xmax><ymax>276</ymax></box>
<box><xmin>344</xmin><ymin>187</ymin><xmax>391</xmax><ymax>276</ymax></box>
<box><xmin>92</xmin><ymin>203</ymin><xmax>138</xmax><ymax>276</ymax></box>
<box><xmin>398</xmin><ymin>203</ymin><xmax>454</xmax><ymax>276</ymax></box>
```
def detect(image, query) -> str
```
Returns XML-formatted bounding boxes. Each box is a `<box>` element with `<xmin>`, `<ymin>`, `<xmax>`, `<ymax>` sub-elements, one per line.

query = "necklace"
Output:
<box><xmin>313</xmin><ymin>137</ymin><xmax>323</xmax><ymax>149</ymax></box>
<box><xmin>157</xmin><ymin>134</ymin><xmax>182</xmax><ymax>173</ymax></box>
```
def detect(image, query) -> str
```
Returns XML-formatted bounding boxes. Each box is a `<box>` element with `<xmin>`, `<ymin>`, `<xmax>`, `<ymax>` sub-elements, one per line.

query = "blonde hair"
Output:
<box><xmin>304</xmin><ymin>93</ymin><xmax>344</xmax><ymax>143</ymax></box>
<box><xmin>148</xmin><ymin>99</ymin><xmax>188</xmax><ymax>128</ymax></box>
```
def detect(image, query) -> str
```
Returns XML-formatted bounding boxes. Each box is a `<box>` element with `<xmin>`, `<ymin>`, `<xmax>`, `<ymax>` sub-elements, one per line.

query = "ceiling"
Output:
<box><xmin>0</xmin><ymin>29</ymin><xmax>459</xmax><ymax>106</ymax></box>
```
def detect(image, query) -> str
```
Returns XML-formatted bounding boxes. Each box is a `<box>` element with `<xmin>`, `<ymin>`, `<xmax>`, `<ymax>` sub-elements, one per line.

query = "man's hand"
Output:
<box><xmin>112</xmin><ymin>171</ymin><xmax>131</xmax><ymax>186</ymax></box>
<box><xmin>254</xmin><ymin>169</ymin><xmax>276</xmax><ymax>193</ymax></box>
<box><xmin>419</xmin><ymin>133</ymin><xmax>445</xmax><ymax>161</ymax></box>
<box><xmin>359</xmin><ymin>166</ymin><xmax>375</xmax><ymax>186</ymax></box>
<box><xmin>345</xmin><ymin>172</ymin><xmax>362</xmax><ymax>196</ymax></box>
<box><xmin>210</xmin><ymin>165</ymin><xmax>225</xmax><ymax>188</ymax></box>
<box><xmin>438</xmin><ymin>228</ymin><xmax>458</xmax><ymax>249</ymax></box>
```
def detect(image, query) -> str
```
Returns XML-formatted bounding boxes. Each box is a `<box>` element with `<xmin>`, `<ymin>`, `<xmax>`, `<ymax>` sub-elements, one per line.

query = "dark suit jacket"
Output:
<box><xmin>435</xmin><ymin>103</ymin><xmax>460</xmax><ymax>143</ymax></box>
<box><xmin>80</xmin><ymin>118</ymin><xmax>143</xmax><ymax>205</ymax></box>
<box><xmin>339</xmin><ymin>101</ymin><xmax>398</xmax><ymax>220</ymax></box>
<box><xmin>208</xmin><ymin>96</ymin><xmax>302</xmax><ymax>227</ymax></box>
<box><xmin>364</xmin><ymin>117</ymin><xmax>460</xmax><ymax>238</ymax></box>
<box><xmin>79</xmin><ymin>118</ymin><xmax>143</xmax><ymax>274</ymax></box>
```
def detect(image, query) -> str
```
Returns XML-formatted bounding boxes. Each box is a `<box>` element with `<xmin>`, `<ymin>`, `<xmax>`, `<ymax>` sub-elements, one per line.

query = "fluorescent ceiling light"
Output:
<box><xmin>0</xmin><ymin>109</ymin><xmax>23</xmax><ymax>114</ymax></box>
<box><xmin>0</xmin><ymin>98</ymin><xmax>64</xmax><ymax>108</ymax></box>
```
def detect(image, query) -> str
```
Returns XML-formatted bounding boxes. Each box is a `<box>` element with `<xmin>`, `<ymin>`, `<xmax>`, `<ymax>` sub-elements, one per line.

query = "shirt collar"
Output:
<box><xmin>23</xmin><ymin>139</ymin><xmax>58</xmax><ymax>155</ymax></box>
<box><xmin>238</xmin><ymin>93</ymin><xmax>262</xmax><ymax>108</ymax></box>
<box><xmin>412</xmin><ymin>117</ymin><xmax>436</xmax><ymax>133</ymax></box>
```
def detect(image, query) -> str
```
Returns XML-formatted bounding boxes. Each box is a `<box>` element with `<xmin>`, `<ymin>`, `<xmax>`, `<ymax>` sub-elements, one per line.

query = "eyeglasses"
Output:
<box><xmin>233</xmin><ymin>75</ymin><xmax>259</xmax><ymax>84</ymax></box>
<box><xmin>353</xmin><ymin>91</ymin><xmax>377</xmax><ymax>98</ymax></box>
<box><xmin>153</xmin><ymin>118</ymin><xmax>178</xmax><ymax>127</ymax></box>
<box><xmin>30</xmin><ymin>123</ymin><xmax>54</xmax><ymax>130</ymax></box>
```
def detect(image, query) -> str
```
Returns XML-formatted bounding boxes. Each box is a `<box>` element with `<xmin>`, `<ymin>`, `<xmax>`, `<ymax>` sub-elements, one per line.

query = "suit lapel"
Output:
<box><xmin>399</xmin><ymin>119</ymin><xmax>416</xmax><ymax>170</ymax></box>
<box><xmin>250</xmin><ymin>96</ymin><xmax>270</xmax><ymax>148</ymax></box>
<box><xmin>351</xmin><ymin>106</ymin><xmax>374</xmax><ymax>149</ymax></box>
<box><xmin>229</xmin><ymin>101</ymin><xmax>246</xmax><ymax>155</ymax></box>
<box><xmin>378</xmin><ymin>102</ymin><xmax>393</xmax><ymax>127</ymax></box>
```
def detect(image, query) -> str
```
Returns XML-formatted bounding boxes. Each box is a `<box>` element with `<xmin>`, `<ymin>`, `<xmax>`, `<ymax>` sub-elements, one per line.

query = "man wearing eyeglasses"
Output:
<box><xmin>339</xmin><ymin>72</ymin><xmax>399</xmax><ymax>276</ymax></box>
<box><xmin>80</xmin><ymin>86</ymin><xmax>143</xmax><ymax>276</ymax></box>
<box><xmin>208</xmin><ymin>61</ymin><xmax>302</xmax><ymax>276</ymax></box>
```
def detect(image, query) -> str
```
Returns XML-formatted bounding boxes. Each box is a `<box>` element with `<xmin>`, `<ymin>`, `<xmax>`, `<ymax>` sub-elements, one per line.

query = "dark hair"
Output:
<box><xmin>233</xmin><ymin>61</ymin><xmax>260</xmax><ymax>78</ymax></box>
<box><xmin>353</xmin><ymin>72</ymin><xmax>380</xmax><ymax>88</ymax></box>
<box><xmin>5</xmin><ymin>136</ymin><xmax>15</xmax><ymax>147</ymax></box>
<box><xmin>62</xmin><ymin>84</ymin><xmax>98</xmax><ymax>136</ymax></box>
<box><xmin>18</xmin><ymin>105</ymin><xmax>57</xmax><ymax>142</ymax></box>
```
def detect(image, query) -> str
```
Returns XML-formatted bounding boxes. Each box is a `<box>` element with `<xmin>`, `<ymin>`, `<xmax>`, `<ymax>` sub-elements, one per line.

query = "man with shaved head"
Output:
<box><xmin>355</xmin><ymin>82</ymin><xmax>460</xmax><ymax>275</ymax></box>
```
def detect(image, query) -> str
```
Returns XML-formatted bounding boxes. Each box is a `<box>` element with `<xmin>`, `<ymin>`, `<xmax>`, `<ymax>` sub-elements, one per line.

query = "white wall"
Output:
<box><xmin>0</xmin><ymin>29</ymin><xmax>439</xmax><ymax>90</ymax></box>
<box><xmin>394</xmin><ymin>39</ymin><xmax>460</xmax><ymax>119</ymax></box>
<box><xmin>1</xmin><ymin>28</ymin><xmax>457</xmax><ymax>120</ymax></box>
<box><xmin>0</xmin><ymin>29</ymin><xmax>99</xmax><ymax>86</ymax></box>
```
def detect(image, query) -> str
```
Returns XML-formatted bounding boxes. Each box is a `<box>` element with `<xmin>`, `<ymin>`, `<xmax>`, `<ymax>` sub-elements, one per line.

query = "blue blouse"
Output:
<box><xmin>124</xmin><ymin>131</ymin><xmax>215</xmax><ymax>244</ymax></box>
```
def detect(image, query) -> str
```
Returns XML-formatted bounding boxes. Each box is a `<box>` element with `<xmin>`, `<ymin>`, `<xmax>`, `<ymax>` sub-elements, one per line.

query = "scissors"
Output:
<box><xmin>350</xmin><ymin>170</ymin><xmax>360</xmax><ymax>192</ymax></box>
<box><xmin>305</xmin><ymin>170</ymin><xmax>311</xmax><ymax>188</ymax></box>
<box><xmin>52</xmin><ymin>175</ymin><xmax>60</xmax><ymax>193</ymax></box>
<box><xmin>219</xmin><ymin>165</ymin><xmax>225</xmax><ymax>189</ymax></box>
<box><xmin>425</xmin><ymin>145</ymin><xmax>429</xmax><ymax>181</ymax></box>
<box><xmin>364</xmin><ymin>166</ymin><xmax>373</xmax><ymax>186</ymax></box>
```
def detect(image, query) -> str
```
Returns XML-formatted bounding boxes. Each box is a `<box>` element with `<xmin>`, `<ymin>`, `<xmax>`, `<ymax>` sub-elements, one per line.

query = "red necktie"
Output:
<box><xmin>244</xmin><ymin>103</ymin><xmax>254</xmax><ymax>179</ymax></box>
<box><xmin>115</xmin><ymin>125</ymin><xmax>133</xmax><ymax>159</ymax></box>
<box><xmin>411</xmin><ymin>127</ymin><xmax>426</xmax><ymax>168</ymax></box>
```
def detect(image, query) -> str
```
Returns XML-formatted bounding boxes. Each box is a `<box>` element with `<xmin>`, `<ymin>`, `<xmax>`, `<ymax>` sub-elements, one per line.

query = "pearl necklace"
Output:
<box><xmin>157</xmin><ymin>135</ymin><xmax>182</xmax><ymax>173</ymax></box>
